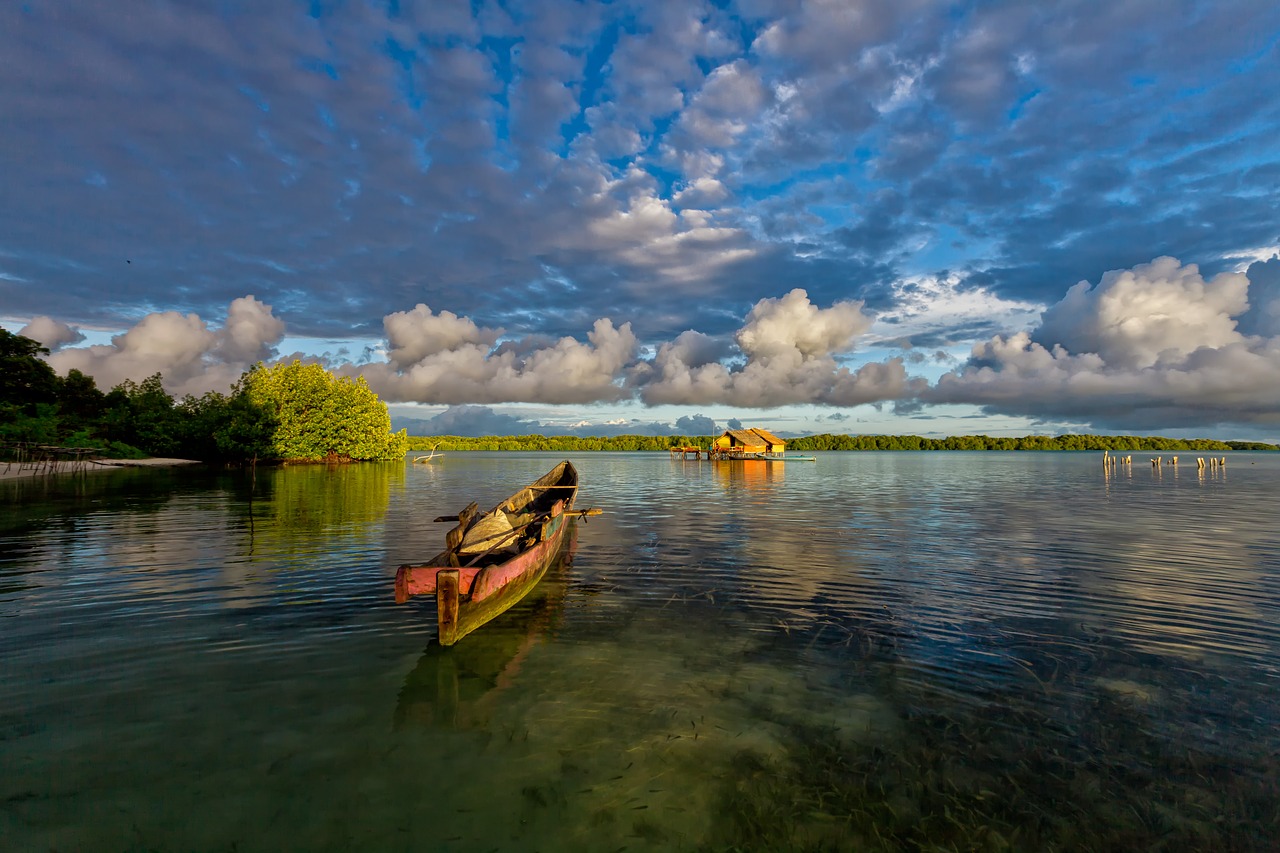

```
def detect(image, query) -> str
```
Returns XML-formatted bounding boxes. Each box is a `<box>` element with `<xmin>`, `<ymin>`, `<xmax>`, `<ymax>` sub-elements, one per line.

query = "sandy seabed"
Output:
<box><xmin>0</xmin><ymin>458</ymin><xmax>201</xmax><ymax>481</ymax></box>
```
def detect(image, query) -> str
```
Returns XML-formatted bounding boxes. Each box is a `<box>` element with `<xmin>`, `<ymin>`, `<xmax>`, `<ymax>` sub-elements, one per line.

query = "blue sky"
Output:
<box><xmin>3</xmin><ymin>0</ymin><xmax>1280</xmax><ymax>438</ymax></box>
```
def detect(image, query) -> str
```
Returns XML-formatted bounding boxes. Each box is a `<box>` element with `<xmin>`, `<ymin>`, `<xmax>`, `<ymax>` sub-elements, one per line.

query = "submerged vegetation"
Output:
<box><xmin>701</xmin><ymin>678</ymin><xmax>1276</xmax><ymax>852</ymax></box>
<box><xmin>1</xmin><ymin>329</ymin><xmax>406</xmax><ymax>464</ymax></box>
<box><xmin>408</xmin><ymin>433</ymin><xmax>1277</xmax><ymax>453</ymax></box>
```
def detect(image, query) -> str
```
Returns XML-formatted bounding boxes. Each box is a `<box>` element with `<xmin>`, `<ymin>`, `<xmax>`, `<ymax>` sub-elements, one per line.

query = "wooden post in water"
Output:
<box><xmin>437</xmin><ymin>569</ymin><xmax>461</xmax><ymax>646</ymax></box>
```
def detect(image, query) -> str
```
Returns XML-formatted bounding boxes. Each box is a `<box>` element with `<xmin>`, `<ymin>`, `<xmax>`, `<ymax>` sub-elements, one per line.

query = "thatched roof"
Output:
<box><xmin>750</xmin><ymin>427</ymin><xmax>784</xmax><ymax>446</ymax></box>
<box><xmin>723</xmin><ymin>429</ymin><xmax>765</xmax><ymax>446</ymax></box>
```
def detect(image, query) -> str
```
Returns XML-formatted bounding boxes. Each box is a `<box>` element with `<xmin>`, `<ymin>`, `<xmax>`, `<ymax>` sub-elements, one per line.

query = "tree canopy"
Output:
<box><xmin>1</xmin><ymin>334</ymin><xmax>406</xmax><ymax>465</ymax></box>
<box><xmin>241</xmin><ymin>360</ymin><xmax>408</xmax><ymax>462</ymax></box>
<box><xmin>1</xmin><ymin>328</ymin><xmax>59</xmax><ymax>415</ymax></box>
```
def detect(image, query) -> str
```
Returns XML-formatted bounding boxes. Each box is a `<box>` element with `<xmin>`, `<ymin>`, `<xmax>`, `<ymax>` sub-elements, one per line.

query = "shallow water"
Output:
<box><xmin>2</xmin><ymin>452</ymin><xmax>1278</xmax><ymax>851</ymax></box>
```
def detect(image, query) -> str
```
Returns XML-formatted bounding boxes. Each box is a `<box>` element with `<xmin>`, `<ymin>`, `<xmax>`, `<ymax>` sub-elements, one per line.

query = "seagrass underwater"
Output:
<box><xmin>2</xmin><ymin>451</ymin><xmax>1278</xmax><ymax>850</ymax></box>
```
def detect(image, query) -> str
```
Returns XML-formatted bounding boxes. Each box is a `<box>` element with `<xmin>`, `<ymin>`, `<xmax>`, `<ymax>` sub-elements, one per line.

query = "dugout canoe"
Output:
<box><xmin>394</xmin><ymin>524</ymin><xmax>577</xmax><ymax>730</ymax></box>
<box><xmin>394</xmin><ymin>460</ymin><xmax>597</xmax><ymax>646</ymax></box>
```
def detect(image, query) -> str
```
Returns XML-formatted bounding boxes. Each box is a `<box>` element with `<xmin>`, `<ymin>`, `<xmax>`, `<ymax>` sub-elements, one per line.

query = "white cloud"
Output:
<box><xmin>672</xmin><ymin>176</ymin><xmax>729</xmax><ymax>208</ymax></box>
<box><xmin>588</xmin><ymin>192</ymin><xmax>680</xmax><ymax>244</ymax></box>
<box><xmin>673</xmin><ymin>59</ymin><xmax>769</xmax><ymax>149</ymax></box>
<box><xmin>930</xmin><ymin>257</ymin><xmax>1280</xmax><ymax>428</ymax></box>
<box><xmin>355</xmin><ymin>317</ymin><xmax>639</xmax><ymax>405</ymax></box>
<box><xmin>1034</xmin><ymin>256</ymin><xmax>1249</xmax><ymax>368</ymax></box>
<box><xmin>48</xmin><ymin>311</ymin><xmax>218</xmax><ymax>393</ymax></box>
<box><xmin>18</xmin><ymin>315</ymin><xmax>84</xmax><ymax>350</ymax></box>
<box><xmin>215</xmin><ymin>296</ymin><xmax>286</xmax><ymax>363</ymax></box>
<box><xmin>382</xmin><ymin>303</ymin><xmax>502</xmax><ymax>369</ymax></box>
<box><xmin>44</xmin><ymin>298</ymin><xmax>285</xmax><ymax>396</ymax></box>
<box><xmin>1237</xmin><ymin>256</ymin><xmax>1280</xmax><ymax>339</ymax></box>
<box><xmin>581</xmin><ymin>171</ymin><xmax>757</xmax><ymax>287</ymax></box>
<box><xmin>34</xmin><ymin>290</ymin><xmax>930</xmax><ymax>411</ymax></box>
<box><xmin>639</xmin><ymin>288</ymin><xmax>924</xmax><ymax>406</ymax></box>
<box><xmin>738</xmin><ymin>288</ymin><xmax>873</xmax><ymax>358</ymax></box>
<box><xmin>871</xmin><ymin>273</ymin><xmax>1042</xmax><ymax>345</ymax></box>
<box><xmin>752</xmin><ymin>0</ymin><xmax>905</xmax><ymax>63</ymax></box>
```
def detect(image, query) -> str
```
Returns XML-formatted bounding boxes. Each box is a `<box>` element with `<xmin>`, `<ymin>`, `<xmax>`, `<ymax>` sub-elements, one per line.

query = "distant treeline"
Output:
<box><xmin>408</xmin><ymin>433</ymin><xmax>1278</xmax><ymax>453</ymax></box>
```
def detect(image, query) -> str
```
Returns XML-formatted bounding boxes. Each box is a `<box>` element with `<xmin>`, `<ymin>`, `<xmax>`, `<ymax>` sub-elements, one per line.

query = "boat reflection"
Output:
<box><xmin>393</xmin><ymin>523</ymin><xmax>577</xmax><ymax>731</ymax></box>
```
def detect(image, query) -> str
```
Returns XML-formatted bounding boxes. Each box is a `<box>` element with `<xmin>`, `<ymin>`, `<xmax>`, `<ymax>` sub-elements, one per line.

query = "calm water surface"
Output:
<box><xmin>2</xmin><ymin>452</ymin><xmax>1278</xmax><ymax>851</ymax></box>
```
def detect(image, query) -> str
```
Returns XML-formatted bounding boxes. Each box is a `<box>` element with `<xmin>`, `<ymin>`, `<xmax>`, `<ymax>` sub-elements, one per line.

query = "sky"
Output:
<box><xmin>3</xmin><ymin>0</ymin><xmax>1280</xmax><ymax>440</ymax></box>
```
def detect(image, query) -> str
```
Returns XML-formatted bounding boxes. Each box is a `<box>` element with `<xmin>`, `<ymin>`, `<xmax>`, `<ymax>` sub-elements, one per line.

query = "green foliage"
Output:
<box><xmin>0</xmin><ymin>402</ymin><xmax>60</xmax><ymax>444</ymax></box>
<box><xmin>0</xmin><ymin>339</ymin><xmax>402</xmax><ymax>464</ymax></box>
<box><xmin>215</xmin><ymin>389</ymin><xmax>279</xmax><ymax>463</ymax></box>
<box><xmin>57</xmin><ymin>369</ymin><xmax>107</xmax><ymax>434</ymax></box>
<box><xmin>101</xmin><ymin>374</ymin><xmax>183</xmax><ymax>457</ymax></box>
<box><xmin>241</xmin><ymin>361</ymin><xmax>409</xmax><ymax>462</ymax></box>
<box><xmin>167</xmin><ymin>390</ymin><xmax>275</xmax><ymax>464</ymax></box>
<box><xmin>0</xmin><ymin>329</ymin><xmax>60</xmax><ymax>414</ymax></box>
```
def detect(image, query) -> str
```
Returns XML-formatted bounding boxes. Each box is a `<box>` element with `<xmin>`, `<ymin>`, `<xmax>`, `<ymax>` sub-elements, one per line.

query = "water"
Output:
<box><xmin>2</xmin><ymin>452</ymin><xmax>1278</xmax><ymax>851</ymax></box>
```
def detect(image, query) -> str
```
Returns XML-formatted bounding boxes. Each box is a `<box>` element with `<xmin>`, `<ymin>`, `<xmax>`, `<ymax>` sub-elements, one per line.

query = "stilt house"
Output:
<box><xmin>713</xmin><ymin>428</ymin><xmax>786</xmax><ymax>456</ymax></box>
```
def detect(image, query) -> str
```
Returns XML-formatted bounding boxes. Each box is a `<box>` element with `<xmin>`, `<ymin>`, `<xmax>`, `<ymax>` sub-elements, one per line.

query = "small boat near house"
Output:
<box><xmin>394</xmin><ymin>461</ymin><xmax>599</xmax><ymax>646</ymax></box>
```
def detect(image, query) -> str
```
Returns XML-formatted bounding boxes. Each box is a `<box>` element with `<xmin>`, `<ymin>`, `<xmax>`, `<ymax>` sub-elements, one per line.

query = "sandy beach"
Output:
<box><xmin>0</xmin><ymin>458</ymin><xmax>201</xmax><ymax>481</ymax></box>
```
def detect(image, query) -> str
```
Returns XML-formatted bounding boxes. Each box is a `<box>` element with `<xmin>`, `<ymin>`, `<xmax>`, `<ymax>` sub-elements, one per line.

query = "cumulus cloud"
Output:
<box><xmin>930</xmin><ymin>257</ymin><xmax>1280</xmax><ymax>428</ymax></box>
<box><xmin>355</xmin><ymin>316</ymin><xmax>639</xmax><ymax>405</ymax></box>
<box><xmin>639</xmin><ymin>288</ymin><xmax>925</xmax><ymax>406</ymax></box>
<box><xmin>48</xmin><ymin>255</ymin><xmax>1280</xmax><ymax>433</ymax></box>
<box><xmin>1033</xmin><ymin>257</ymin><xmax>1249</xmax><ymax>368</ymax></box>
<box><xmin>215</xmin><ymin>296</ymin><xmax>287</xmax><ymax>363</ymax></box>
<box><xmin>738</xmin><ymin>288</ymin><xmax>873</xmax><ymax>358</ymax></box>
<box><xmin>29</xmin><ymin>289</ymin><xmax>931</xmax><ymax>412</ymax></box>
<box><xmin>1236</xmin><ymin>256</ymin><xmax>1280</xmax><ymax>338</ymax></box>
<box><xmin>382</xmin><ymin>303</ymin><xmax>502</xmax><ymax>369</ymax></box>
<box><xmin>18</xmin><ymin>315</ymin><xmax>84</xmax><ymax>350</ymax></box>
<box><xmin>44</xmin><ymin>297</ymin><xmax>285</xmax><ymax>396</ymax></box>
<box><xmin>675</xmin><ymin>413</ymin><xmax>718</xmax><ymax>434</ymax></box>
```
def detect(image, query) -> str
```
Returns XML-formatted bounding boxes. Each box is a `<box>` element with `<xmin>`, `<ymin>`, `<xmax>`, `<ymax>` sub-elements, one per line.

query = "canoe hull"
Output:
<box><xmin>445</xmin><ymin>514</ymin><xmax>569</xmax><ymax>645</ymax></box>
<box><xmin>394</xmin><ymin>461</ymin><xmax>579</xmax><ymax>646</ymax></box>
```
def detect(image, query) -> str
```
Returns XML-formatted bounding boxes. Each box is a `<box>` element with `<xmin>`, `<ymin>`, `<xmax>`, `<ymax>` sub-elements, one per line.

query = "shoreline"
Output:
<box><xmin>0</xmin><ymin>458</ymin><xmax>202</xmax><ymax>482</ymax></box>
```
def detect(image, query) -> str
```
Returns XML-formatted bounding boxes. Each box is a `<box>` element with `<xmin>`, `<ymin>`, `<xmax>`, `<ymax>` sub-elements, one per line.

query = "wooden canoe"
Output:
<box><xmin>394</xmin><ymin>460</ymin><xmax>594</xmax><ymax>646</ymax></box>
<box><xmin>394</xmin><ymin>524</ymin><xmax>577</xmax><ymax>729</ymax></box>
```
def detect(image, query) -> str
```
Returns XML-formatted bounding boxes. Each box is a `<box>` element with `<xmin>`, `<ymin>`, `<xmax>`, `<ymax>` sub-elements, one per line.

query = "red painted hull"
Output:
<box><xmin>393</xmin><ymin>507</ymin><xmax>570</xmax><ymax>601</ymax></box>
<box><xmin>394</xmin><ymin>461</ymin><xmax>580</xmax><ymax>645</ymax></box>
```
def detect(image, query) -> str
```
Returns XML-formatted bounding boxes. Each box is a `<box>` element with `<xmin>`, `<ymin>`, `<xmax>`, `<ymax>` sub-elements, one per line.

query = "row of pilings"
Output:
<box><xmin>1103</xmin><ymin>451</ymin><xmax>1227</xmax><ymax>470</ymax></box>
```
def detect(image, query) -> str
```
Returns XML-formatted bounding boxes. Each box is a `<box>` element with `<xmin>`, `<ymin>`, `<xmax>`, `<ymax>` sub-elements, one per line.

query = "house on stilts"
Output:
<box><xmin>711</xmin><ymin>428</ymin><xmax>786</xmax><ymax>459</ymax></box>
